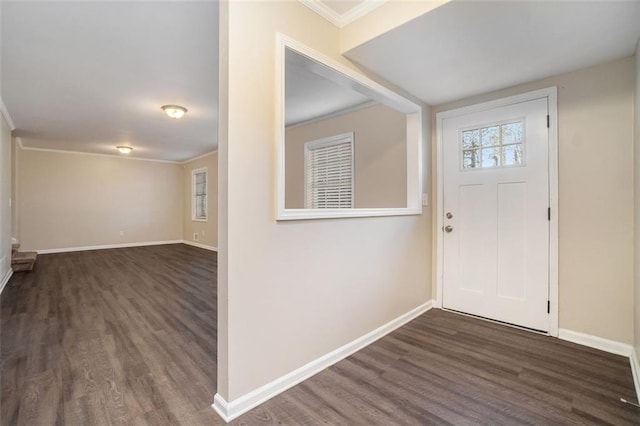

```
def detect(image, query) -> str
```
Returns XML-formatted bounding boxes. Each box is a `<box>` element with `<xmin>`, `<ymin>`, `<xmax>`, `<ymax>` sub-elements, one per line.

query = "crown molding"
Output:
<box><xmin>299</xmin><ymin>0</ymin><xmax>386</xmax><ymax>28</ymax></box>
<box><xmin>180</xmin><ymin>149</ymin><xmax>218</xmax><ymax>164</ymax></box>
<box><xmin>341</xmin><ymin>0</ymin><xmax>386</xmax><ymax>26</ymax></box>
<box><xmin>0</xmin><ymin>98</ymin><xmax>16</xmax><ymax>131</ymax></box>
<box><xmin>286</xmin><ymin>100</ymin><xmax>377</xmax><ymax>129</ymax></box>
<box><xmin>18</xmin><ymin>144</ymin><xmax>218</xmax><ymax>164</ymax></box>
<box><xmin>299</xmin><ymin>0</ymin><xmax>342</xmax><ymax>27</ymax></box>
<box><xmin>20</xmin><ymin>146</ymin><xmax>182</xmax><ymax>164</ymax></box>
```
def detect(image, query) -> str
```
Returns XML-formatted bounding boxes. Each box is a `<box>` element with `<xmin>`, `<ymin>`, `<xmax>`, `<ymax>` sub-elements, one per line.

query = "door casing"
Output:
<box><xmin>435</xmin><ymin>87</ymin><xmax>559</xmax><ymax>337</ymax></box>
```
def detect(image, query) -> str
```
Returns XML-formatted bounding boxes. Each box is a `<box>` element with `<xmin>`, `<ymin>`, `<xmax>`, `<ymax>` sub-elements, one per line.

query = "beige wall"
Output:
<box><xmin>18</xmin><ymin>149</ymin><xmax>183</xmax><ymax>251</ymax></box>
<box><xmin>434</xmin><ymin>57</ymin><xmax>635</xmax><ymax>344</ymax></box>
<box><xmin>285</xmin><ymin>103</ymin><xmax>406</xmax><ymax>208</ymax></box>
<box><xmin>183</xmin><ymin>152</ymin><xmax>218</xmax><ymax>248</ymax></box>
<box><xmin>218</xmin><ymin>0</ymin><xmax>431</xmax><ymax>402</ymax></box>
<box><xmin>0</xmin><ymin>113</ymin><xmax>11</xmax><ymax>281</ymax></box>
<box><xmin>633</xmin><ymin>41</ymin><xmax>640</xmax><ymax>356</ymax></box>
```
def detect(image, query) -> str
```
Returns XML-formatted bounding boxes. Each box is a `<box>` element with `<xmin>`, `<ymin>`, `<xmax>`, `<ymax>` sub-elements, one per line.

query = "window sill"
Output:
<box><xmin>276</xmin><ymin>207</ymin><xmax>422</xmax><ymax>221</ymax></box>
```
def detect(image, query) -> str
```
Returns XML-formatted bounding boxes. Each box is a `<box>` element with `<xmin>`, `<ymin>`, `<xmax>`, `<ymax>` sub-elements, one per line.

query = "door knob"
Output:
<box><xmin>444</xmin><ymin>225</ymin><xmax>453</xmax><ymax>233</ymax></box>
<box><xmin>446</xmin><ymin>212</ymin><xmax>453</xmax><ymax>219</ymax></box>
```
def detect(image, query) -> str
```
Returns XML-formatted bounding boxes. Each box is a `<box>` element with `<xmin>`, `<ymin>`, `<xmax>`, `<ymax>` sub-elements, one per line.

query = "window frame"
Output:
<box><xmin>191</xmin><ymin>167</ymin><xmax>208</xmax><ymax>222</ymax></box>
<box><xmin>275</xmin><ymin>34</ymin><xmax>424</xmax><ymax>221</ymax></box>
<box><xmin>459</xmin><ymin>118</ymin><xmax>526</xmax><ymax>171</ymax></box>
<box><xmin>304</xmin><ymin>132</ymin><xmax>355</xmax><ymax>209</ymax></box>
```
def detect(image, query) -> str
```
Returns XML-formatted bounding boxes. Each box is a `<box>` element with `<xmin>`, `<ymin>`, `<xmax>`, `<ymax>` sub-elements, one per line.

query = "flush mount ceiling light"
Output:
<box><xmin>161</xmin><ymin>104</ymin><xmax>187</xmax><ymax>119</ymax></box>
<box><xmin>116</xmin><ymin>146</ymin><xmax>133</xmax><ymax>154</ymax></box>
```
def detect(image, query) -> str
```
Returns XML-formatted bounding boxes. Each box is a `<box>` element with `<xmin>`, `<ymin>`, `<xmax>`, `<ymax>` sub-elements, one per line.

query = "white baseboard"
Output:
<box><xmin>630</xmin><ymin>348</ymin><xmax>640</xmax><ymax>401</ymax></box>
<box><xmin>0</xmin><ymin>268</ymin><xmax>13</xmax><ymax>295</ymax></box>
<box><xmin>558</xmin><ymin>328</ymin><xmax>632</xmax><ymax>357</ymax></box>
<box><xmin>559</xmin><ymin>330</ymin><xmax>640</xmax><ymax>401</ymax></box>
<box><xmin>212</xmin><ymin>300</ymin><xmax>434</xmax><ymax>422</ymax></box>
<box><xmin>212</xmin><ymin>394</ymin><xmax>231</xmax><ymax>423</ymax></box>
<box><xmin>182</xmin><ymin>240</ymin><xmax>217</xmax><ymax>251</ymax></box>
<box><xmin>35</xmin><ymin>240</ymin><xmax>184</xmax><ymax>254</ymax></box>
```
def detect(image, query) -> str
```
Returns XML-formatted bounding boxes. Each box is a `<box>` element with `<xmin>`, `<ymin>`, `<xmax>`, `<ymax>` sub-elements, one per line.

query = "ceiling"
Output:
<box><xmin>345</xmin><ymin>0</ymin><xmax>640</xmax><ymax>105</ymax></box>
<box><xmin>4</xmin><ymin>1</ymin><xmax>639</xmax><ymax>162</ymax></box>
<box><xmin>321</xmin><ymin>1</ymin><xmax>365</xmax><ymax>15</ymax></box>
<box><xmin>300</xmin><ymin>0</ymin><xmax>385</xmax><ymax>27</ymax></box>
<box><xmin>1</xmin><ymin>1</ymin><xmax>218</xmax><ymax>162</ymax></box>
<box><xmin>285</xmin><ymin>49</ymin><xmax>371</xmax><ymax>126</ymax></box>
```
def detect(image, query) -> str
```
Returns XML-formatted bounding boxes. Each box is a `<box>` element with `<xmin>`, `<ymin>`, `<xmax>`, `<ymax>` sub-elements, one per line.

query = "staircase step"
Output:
<box><xmin>12</xmin><ymin>251</ymin><xmax>38</xmax><ymax>272</ymax></box>
<box><xmin>13</xmin><ymin>251</ymin><xmax>37</xmax><ymax>261</ymax></box>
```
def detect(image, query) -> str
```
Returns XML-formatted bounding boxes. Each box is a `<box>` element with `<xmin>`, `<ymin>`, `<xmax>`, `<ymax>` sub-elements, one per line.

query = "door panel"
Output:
<box><xmin>458</xmin><ymin>184</ymin><xmax>493</xmax><ymax>294</ymax></box>
<box><xmin>497</xmin><ymin>182</ymin><xmax>527</xmax><ymax>300</ymax></box>
<box><xmin>442</xmin><ymin>98</ymin><xmax>549</xmax><ymax>331</ymax></box>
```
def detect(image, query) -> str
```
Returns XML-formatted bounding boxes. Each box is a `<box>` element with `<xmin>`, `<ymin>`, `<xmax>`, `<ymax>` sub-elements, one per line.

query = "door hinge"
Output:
<box><xmin>546</xmin><ymin>115</ymin><xmax>550</xmax><ymax>128</ymax></box>
<box><xmin>547</xmin><ymin>300</ymin><xmax>550</xmax><ymax>314</ymax></box>
<box><xmin>548</xmin><ymin>207</ymin><xmax>551</xmax><ymax>221</ymax></box>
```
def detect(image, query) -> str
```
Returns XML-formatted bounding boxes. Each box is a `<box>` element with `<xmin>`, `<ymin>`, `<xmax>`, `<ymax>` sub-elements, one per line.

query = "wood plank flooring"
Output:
<box><xmin>2</xmin><ymin>244</ymin><xmax>639</xmax><ymax>425</ymax></box>
<box><xmin>1</xmin><ymin>244</ymin><xmax>220</xmax><ymax>425</ymax></box>
<box><xmin>234</xmin><ymin>310</ymin><xmax>640</xmax><ymax>425</ymax></box>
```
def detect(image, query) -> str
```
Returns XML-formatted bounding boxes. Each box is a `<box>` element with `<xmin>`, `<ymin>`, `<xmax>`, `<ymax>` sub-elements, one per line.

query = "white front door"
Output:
<box><xmin>442</xmin><ymin>97</ymin><xmax>550</xmax><ymax>331</ymax></box>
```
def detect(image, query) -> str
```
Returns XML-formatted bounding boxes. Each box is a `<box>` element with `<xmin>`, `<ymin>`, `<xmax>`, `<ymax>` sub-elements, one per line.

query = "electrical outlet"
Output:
<box><xmin>193</xmin><ymin>233</ymin><xmax>199</xmax><ymax>241</ymax></box>
<box><xmin>422</xmin><ymin>193</ymin><xmax>429</xmax><ymax>206</ymax></box>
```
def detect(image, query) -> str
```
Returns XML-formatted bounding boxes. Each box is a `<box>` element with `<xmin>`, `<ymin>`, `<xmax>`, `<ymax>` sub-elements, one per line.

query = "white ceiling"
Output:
<box><xmin>300</xmin><ymin>0</ymin><xmax>385</xmax><ymax>27</ymax></box>
<box><xmin>1</xmin><ymin>1</ymin><xmax>218</xmax><ymax>162</ymax></box>
<box><xmin>6</xmin><ymin>1</ymin><xmax>638</xmax><ymax>161</ymax></box>
<box><xmin>345</xmin><ymin>0</ymin><xmax>640</xmax><ymax>105</ymax></box>
<box><xmin>320</xmin><ymin>1</ymin><xmax>366</xmax><ymax>15</ymax></box>
<box><xmin>285</xmin><ymin>49</ymin><xmax>371</xmax><ymax>126</ymax></box>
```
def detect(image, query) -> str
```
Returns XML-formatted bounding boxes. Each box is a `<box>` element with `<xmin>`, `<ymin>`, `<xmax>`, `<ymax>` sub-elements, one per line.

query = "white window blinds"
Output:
<box><xmin>304</xmin><ymin>133</ymin><xmax>354</xmax><ymax>209</ymax></box>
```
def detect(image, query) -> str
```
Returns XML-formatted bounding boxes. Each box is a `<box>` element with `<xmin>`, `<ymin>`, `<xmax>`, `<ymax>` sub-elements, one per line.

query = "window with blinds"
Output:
<box><xmin>304</xmin><ymin>133</ymin><xmax>354</xmax><ymax>209</ymax></box>
<box><xmin>192</xmin><ymin>168</ymin><xmax>208</xmax><ymax>221</ymax></box>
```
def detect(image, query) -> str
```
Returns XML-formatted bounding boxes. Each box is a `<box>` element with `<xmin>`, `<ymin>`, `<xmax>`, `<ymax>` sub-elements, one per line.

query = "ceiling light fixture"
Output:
<box><xmin>161</xmin><ymin>104</ymin><xmax>187</xmax><ymax>119</ymax></box>
<box><xmin>116</xmin><ymin>146</ymin><xmax>133</xmax><ymax>154</ymax></box>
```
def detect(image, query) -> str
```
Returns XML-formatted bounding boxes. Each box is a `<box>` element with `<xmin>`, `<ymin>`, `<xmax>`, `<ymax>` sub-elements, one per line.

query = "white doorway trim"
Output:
<box><xmin>435</xmin><ymin>87</ymin><xmax>559</xmax><ymax>337</ymax></box>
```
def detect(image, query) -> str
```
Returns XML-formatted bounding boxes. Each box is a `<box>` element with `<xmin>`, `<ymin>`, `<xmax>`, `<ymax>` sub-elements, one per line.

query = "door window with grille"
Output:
<box><xmin>461</xmin><ymin>120</ymin><xmax>525</xmax><ymax>170</ymax></box>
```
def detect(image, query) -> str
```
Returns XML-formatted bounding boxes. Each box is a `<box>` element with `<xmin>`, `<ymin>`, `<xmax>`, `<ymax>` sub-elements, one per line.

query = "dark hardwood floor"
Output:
<box><xmin>235</xmin><ymin>310</ymin><xmax>640</xmax><ymax>425</ymax></box>
<box><xmin>1</xmin><ymin>244</ymin><xmax>220</xmax><ymax>425</ymax></box>
<box><xmin>2</xmin><ymin>244</ymin><xmax>639</xmax><ymax>425</ymax></box>
<box><xmin>235</xmin><ymin>309</ymin><xmax>640</xmax><ymax>425</ymax></box>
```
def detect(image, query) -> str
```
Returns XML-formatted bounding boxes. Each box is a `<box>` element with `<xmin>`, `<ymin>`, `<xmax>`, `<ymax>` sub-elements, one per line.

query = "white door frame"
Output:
<box><xmin>435</xmin><ymin>87</ymin><xmax>559</xmax><ymax>337</ymax></box>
